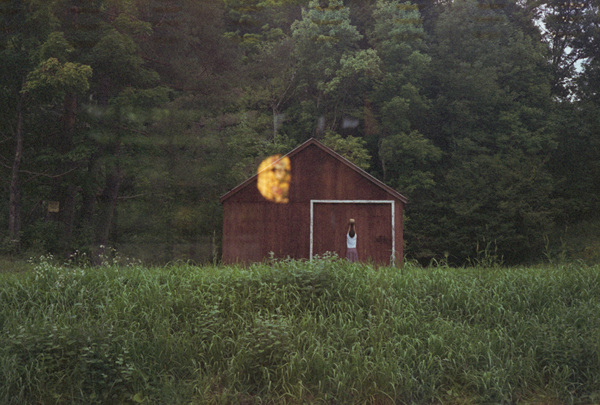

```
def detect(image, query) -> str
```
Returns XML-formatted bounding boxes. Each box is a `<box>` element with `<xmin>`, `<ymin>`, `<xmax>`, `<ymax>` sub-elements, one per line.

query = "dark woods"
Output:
<box><xmin>1</xmin><ymin>0</ymin><xmax>598</xmax><ymax>265</ymax></box>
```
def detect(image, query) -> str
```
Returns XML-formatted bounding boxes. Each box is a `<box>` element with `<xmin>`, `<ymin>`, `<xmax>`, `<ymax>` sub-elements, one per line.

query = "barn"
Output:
<box><xmin>220</xmin><ymin>138</ymin><xmax>407</xmax><ymax>265</ymax></box>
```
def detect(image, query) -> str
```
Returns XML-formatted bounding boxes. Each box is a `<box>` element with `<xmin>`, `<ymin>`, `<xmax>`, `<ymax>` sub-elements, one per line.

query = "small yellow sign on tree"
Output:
<box><xmin>48</xmin><ymin>201</ymin><xmax>60</xmax><ymax>213</ymax></box>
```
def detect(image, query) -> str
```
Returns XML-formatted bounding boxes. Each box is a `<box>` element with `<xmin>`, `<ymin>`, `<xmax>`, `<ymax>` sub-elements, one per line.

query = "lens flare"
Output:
<box><xmin>257</xmin><ymin>155</ymin><xmax>291</xmax><ymax>203</ymax></box>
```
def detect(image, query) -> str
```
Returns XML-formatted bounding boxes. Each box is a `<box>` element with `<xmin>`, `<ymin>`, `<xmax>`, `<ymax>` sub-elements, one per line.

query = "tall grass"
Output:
<box><xmin>1</xmin><ymin>256</ymin><xmax>599</xmax><ymax>404</ymax></box>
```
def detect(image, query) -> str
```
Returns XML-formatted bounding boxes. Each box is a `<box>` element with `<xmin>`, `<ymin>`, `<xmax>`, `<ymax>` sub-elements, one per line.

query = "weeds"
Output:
<box><xmin>1</xmin><ymin>258</ymin><xmax>600</xmax><ymax>403</ymax></box>
<box><xmin>467</xmin><ymin>240</ymin><xmax>504</xmax><ymax>268</ymax></box>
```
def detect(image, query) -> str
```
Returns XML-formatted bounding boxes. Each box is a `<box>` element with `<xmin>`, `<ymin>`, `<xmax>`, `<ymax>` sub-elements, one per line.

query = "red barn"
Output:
<box><xmin>220</xmin><ymin>138</ymin><xmax>407</xmax><ymax>265</ymax></box>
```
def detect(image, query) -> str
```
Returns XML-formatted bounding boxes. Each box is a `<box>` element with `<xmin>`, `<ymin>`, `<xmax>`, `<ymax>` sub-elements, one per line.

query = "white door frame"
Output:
<box><xmin>310</xmin><ymin>200</ymin><xmax>395</xmax><ymax>263</ymax></box>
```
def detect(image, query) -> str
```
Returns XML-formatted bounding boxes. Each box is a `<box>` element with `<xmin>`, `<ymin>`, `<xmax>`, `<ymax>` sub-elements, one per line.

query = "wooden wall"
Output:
<box><xmin>222</xmin><ymin>142</ymin><xmax>405</xmax><ymax>265</ymax></box>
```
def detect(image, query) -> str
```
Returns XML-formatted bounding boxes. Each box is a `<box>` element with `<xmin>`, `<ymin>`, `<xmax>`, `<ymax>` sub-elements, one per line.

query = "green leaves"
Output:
<box><xmin>380</xmin><ymin>131</ymin><xmax>441</xmax><ymax>192</ymax></box>
<box><xmin>413</xmin><ymin>0</ymin><xmax>558</xmax><ymax>263</ymax></box>
<box><xmin>23</xmin><ymin>57</ymin><xmax>92</xmax><ymax>96</ymax></box>
<box><xmin>38</xmin><ymin>32</ymin><xmax>74</xmax><ymax>63</ymax></box>
<box><xmin>324</xmin><ymin>49</ymin><xmax>382</xmax><ymax>94</ymax></box>
<box><xmin>292</xmin><ymin>0</ymin><xmax>362</xmax><ymax>79</ymax></box>
<box><xmin>528</xmin><ymin>0</ymin><xmax>600</xmax><ymax>97</ymax></box>
<box><xmin>0</xmin><ymin>0</ymin><xmax>597</xmax><ymax>266</ymax></box>
<box><xmin>90</xmin><ymin>28</ymin><xmax>158</xmax><ymax>87</ymax></box>
<box><xmin>322</xmin><ymin>131</ymin><xmax>372</xmax><ymax>170</ymax></box>
<box><xmin>370</xmin><ymin>0</ymin><xmax>425</xmax><ymax>65</ymax></box>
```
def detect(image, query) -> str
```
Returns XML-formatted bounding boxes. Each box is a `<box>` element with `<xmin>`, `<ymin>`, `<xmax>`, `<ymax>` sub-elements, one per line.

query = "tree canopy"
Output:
<box><xmin>1</xmin><ymin>0</ymin><xmax>598</xmax><ymax>265</ymax></box>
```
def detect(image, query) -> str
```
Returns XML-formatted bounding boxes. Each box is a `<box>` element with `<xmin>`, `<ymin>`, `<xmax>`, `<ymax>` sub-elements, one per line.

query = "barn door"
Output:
<box><xmin>310</xmin><ymin>200</ymin><xmax>394</xmax><ymax>264</ymax></box>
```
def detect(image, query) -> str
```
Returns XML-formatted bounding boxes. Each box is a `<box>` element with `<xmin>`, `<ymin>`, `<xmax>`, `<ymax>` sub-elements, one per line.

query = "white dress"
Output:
<box><xmin>347</xmin><ymin>233</ymin><xmax>357</xmax><ymax>248</ymax></box>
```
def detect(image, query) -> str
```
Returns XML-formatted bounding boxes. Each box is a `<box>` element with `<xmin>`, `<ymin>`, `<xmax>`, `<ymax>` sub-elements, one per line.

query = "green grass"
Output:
<box><xmin>1</xmin><ymin>256</ymin><xmax>600</xmax><ymax>404</ymax></box>
<box><xmin>0</xmin><ymin>256</ymin><xmax>33</xmax><ymax>274</ymax></box>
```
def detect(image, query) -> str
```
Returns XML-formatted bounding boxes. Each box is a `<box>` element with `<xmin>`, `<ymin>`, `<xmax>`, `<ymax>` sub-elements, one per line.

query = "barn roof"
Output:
<box><xmin>219</xmin><ymin>138</ymin><xmax>408</xmax><ymax>204</ymax></box>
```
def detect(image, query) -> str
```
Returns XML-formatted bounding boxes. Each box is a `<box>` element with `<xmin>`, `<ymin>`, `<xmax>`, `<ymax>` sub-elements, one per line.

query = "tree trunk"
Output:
<box><xmin>8</xmin><ymin>93</ymin><xmax>25</xmax><ymax>250</ymax></box>
<box><xmin>46</xmin><ymin>92</ymin><xmax>78</xmax><ymax>254</ymax></box>
<box><xmin>94</xmin><ymin>165</ymin><xmax>122</xmax><ymax>262</ymax></box>
<box><xmin>60</xmin><ymin>184</ymin><xmax>77</xmax><ymax>250</ymax></box>
<box><xmin>273</xmin><ymin>106</ymin><xmax>278</xmax><ymax>139</ymax></box>
<box><xmin>78</xmin><ymin>153</ymin><xmax>100</xmax><ymax>230</ymax></box>
<box><xmin>59</xmin><ymin>92</ymin><xmax>78</xmax><ymax>251</ymax></box>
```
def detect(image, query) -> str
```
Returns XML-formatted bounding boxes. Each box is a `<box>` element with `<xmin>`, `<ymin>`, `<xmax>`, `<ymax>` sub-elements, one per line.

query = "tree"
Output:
<box><xmin>0</xmin><ymin>1</ymin><xmax>92</xmax><ymax>251</ymax></box>
<box><xmin>549</xmin><ymin>11</ymin><xmax>600</xmax><ymax>224</ymax></box>
<box><xmin>322</xmin><ymin>131</ymin><xmax>371</xmax><ymax>169</ymax></box>
<box><xmin>1</xmin><ymin>0</ymin><xmax>170</xmax><ymax>256</ymax></box>
<box><xmin>548</xmin><ymin>100</ymin><xmax>600</xmax><ymax>223</ymax></box>
<box><xmin>289</xmin><ymin>0</ymin><xmax>365</xmax><ymax>139</ymax></box>
<box><xmin>527</xmin><ymin>0</ymin><xmax>600</xmax><ymax>98</ymax></box>
<box><xmin>367</xmin><ymin>0</ymin><xmax>438</xmax><ymax>190</ymax></box>
<box><xmin>117</xmin><ymin>0</ymin><xmax>243</xmax><ymax>262</ymax></box>
<box><xmin>420</xmin><ymin>0</ymin><xmax>557</xmax><ymax>263</ymax></box>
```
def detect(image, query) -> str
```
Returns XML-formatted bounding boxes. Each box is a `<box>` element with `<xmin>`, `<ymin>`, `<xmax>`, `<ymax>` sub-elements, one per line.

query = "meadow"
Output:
<box><xmin>1</xmin><ymin>255</ymin><xmax>599</xmax><ymax>404</ymax></box>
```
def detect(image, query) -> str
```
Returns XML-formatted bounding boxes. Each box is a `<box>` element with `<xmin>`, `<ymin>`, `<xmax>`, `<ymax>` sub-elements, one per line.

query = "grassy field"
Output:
<box><xmin>1</xmin><ymin>256</ymin><xmax>599</xmax><ymax>404</ymax></box>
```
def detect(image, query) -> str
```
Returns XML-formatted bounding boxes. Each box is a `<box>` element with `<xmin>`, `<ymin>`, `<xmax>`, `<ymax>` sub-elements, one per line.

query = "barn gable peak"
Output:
<box><xmin>220</xmin><ymin>138</ymin><xmax>408</xmax><ymax>204</ymax></box>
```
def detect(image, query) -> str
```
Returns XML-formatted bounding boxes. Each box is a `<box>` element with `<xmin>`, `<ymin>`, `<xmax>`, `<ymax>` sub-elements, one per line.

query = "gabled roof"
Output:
<box><xmin>219</xmin><ymin>138</ymin><xmax>408</xmax><ymax>204</ymax></box>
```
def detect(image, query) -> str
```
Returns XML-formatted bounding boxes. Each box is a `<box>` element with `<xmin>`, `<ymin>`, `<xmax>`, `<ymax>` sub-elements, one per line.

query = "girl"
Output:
<box><xmin>346</xmin><ymin>219</ymin><xmax>358</xmax><ymax>262</ymax></box>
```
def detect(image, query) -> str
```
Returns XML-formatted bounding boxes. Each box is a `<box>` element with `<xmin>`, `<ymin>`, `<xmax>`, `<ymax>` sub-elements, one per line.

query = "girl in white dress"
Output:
<box><xmin>346</xmin><ymin>219</ymin><xmax>358</xmax><ymax>262</ymax></box>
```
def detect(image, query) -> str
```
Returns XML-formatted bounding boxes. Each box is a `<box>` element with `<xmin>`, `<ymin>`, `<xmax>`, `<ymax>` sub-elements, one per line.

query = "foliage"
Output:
<box><xmin>413</xmin><ymin>0</ymin><xmax>558</xmax><ymax>264</ymax></box>
<box><xmin>379</xmin><ymin>130</ymin><xmax>441</xmax><ymax>192</ymax></box>
<box><xmin>527</xmin><ymin>0</ymin><xmax>600</xmax><ymax>98</ymax></box>
<box><xmin>290</xmin><ymin>0</ymin><xmax>365</xmax><ymax>137</ymax></box>
<box><xmin>1</xmin><ymin>0</ymin><xmax>599</xmax><ymax>266</ymax></box>
<box><xmin>22</xmin><ymin>57</ymin><xmax>92</xmax><ymax>96</ymax></box>
<box><xmin>322</xmin><ymin>131</ymin><xmax>371</xmax><ymax>170</ymax></box>
<box><xmin>2</xmin><ymin>258</ymin><xmax>600</xmax><ymax>403</ymax></box>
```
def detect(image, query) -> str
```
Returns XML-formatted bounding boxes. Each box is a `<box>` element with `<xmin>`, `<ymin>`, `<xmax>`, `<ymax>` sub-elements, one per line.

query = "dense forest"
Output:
<box><xmin>1</xmin><ymin>0</ymin><xmax>599</xmax><ymax>265</ymax></box>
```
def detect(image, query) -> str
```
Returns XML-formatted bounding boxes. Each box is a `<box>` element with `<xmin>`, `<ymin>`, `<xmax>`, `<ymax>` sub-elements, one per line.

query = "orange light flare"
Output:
<box><xmin>257</xmin><ymin>155</ymin><xmax>291</xmax><ymax>203</ymax></box>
